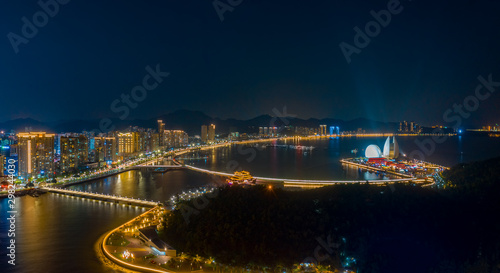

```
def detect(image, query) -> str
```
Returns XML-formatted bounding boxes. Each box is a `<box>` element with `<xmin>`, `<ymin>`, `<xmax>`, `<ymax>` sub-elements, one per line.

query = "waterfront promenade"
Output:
<box><xmin>100</xmin><ymin>206</ymin><xmax>175</xmax><ymax>273</ymax></box>
<box><xmin>99</xmin><ymin>206</ymin><xmax>215</xmax><ymax>272</ymax></box>
<box><xmin>2</xmin><ymin>135</ymin><xmax>448</xmax><ymax>196</ymax></box>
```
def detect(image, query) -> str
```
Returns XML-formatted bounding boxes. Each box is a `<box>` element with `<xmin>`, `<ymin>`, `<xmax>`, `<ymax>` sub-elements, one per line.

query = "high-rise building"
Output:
<box><xmin>399</xmin><ymin>121</ymin><xmax>408</xmax><ymax>133</ymax></box>
<box><xmin>271</xmin><ymin>127</ymin><xmax>278</xmax><ymax>137</ymax></box>
<box><xmin>55</xmin><ymin>134</ymin><xmax>62</xmax><ymax>156</ymax></box>
<box><xmin>90</xmin><ymin>137</ymin><xmax>104</xmax><ymax>163</ymax></box>
<box><xmin>17</xmin><ymin>132</ymin><xmax>55</xmax><ymax>179</ymax></box>
<box><xmin>136</xmin><ymin>131</ymin><xmax>148</xmax><ymax>152</ymax></box>
<box><xmin>164</xmin><ymin>130</ymin><xmax>188</xmax><ymax>147</ymax></box>
<box><xmin>149</xmin><ymin>133</ymin><xmax>160</xmax><ymax>151</ymax></box>
<box><xmin>9</xmin><ymin>144</ymin><xmax>18</xmax><ymax>156</ymax></box>
<box><xmin>0</xmin><ymin>155</ymin><xmax>5</xmax><ymax>175</ymax></box>
<box><xmin>229</xmin><ymin>132</ymin><xmax>239</xmax><ymax>141</ymax></box>
<box><xmin>60</xmin><ymin>135</ymin><xmax>88</xmax><ymax>173</ymax></box>
<box><xmin>208</xmin><ymin>124</ymin><xmax>216</xmax><ymax>142</ymax></box>
<box><xmin>320</xmin><ymin>125</ymin><xmax>327</xmax><ymax>135</ymax></box>
<box><xmin>118</xmin><ymin>132</ymin><xmax>138</xmax><ymax>155</ymax></box>
<box><xmin>103</xmin><ymin>137</ymin><xmax>117</xmax><ymax>162</ymax></box>
<box><xmin>158</xmin><ymin>120</ymin><xmax>165</xmax><ymax>146</ymax></box>
<box><xmin>399</xmin><ymin>121</ymin><xmax>420</xmax><ymax>133</ymax></box>
<box><xmin>201</xmin><ymin>125</ymin><xmax>208</xmax><ymax>143</ymax></box>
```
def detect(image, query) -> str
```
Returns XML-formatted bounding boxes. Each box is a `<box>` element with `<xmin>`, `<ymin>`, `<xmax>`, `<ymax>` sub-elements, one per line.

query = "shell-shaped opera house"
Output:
<box><xmin>365</xmin><ymin>136</ymin><xmax>400</xmax><ymax>159</ymax></box>
<box><xmin>365</xmin><ymin>144</ymin><xmax>383</xmax><ymax>158</ymax></box>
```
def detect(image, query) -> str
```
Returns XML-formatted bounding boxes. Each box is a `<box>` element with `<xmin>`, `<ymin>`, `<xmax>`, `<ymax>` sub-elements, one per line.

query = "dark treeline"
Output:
<box><xmin>161</xmin><ymin>157</ymin><xmax>500</xmax><ymax>273</ymax></box>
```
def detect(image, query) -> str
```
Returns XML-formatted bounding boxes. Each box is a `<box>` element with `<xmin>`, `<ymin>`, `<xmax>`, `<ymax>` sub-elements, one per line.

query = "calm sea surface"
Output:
<box><xmin>187</xmin><ymin>136</ymin><xmax>500</xmax><ymax>180</ymax></box>
<box><xmin>1</xmin><ymin>136</ymin><xmax>499</xmax><ymax>273</ymax></box>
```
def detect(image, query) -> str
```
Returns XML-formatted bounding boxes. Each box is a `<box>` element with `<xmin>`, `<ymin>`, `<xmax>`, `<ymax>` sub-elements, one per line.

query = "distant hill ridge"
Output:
<box><xmin>0</xmin><ymin>110</ymin><xmax>398</xmax><ymax>135</ymax></box>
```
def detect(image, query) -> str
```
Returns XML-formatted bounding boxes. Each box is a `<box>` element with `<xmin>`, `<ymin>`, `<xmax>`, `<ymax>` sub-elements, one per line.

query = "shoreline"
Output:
<box><xmin>2</xmin><ymin>135</ymin><xmax>451</xmax><ymax>198</ymax></box>
<box><xmin>99</xmin><ymin>206</ymin><xmax>175</xmax><ymax>273</ymax></box>
<box><xmin>95</xmin><ymin>232</ymin><xmax>142</xmax><ymax>273</ymax></box>
<box><xmin>58</xmin><ymin>168</ymin><xmax>133</xmax><ymax>188</ymax></box>
<box><xmin>0</xmin><ymin>187</ymin><xmax>46</xmax><ymax>199</ymax></box>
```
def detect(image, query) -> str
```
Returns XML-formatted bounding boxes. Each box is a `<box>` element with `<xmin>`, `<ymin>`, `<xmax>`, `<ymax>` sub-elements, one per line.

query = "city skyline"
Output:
<box><xmin>3</xmin><ymin>1</ymin><xmax>500</xmax><ymax>273</ymax></box>
<box><xmin>0</xmin><ymin>108</ymin><xmax>497</xmax><ymax>134</ymax></box>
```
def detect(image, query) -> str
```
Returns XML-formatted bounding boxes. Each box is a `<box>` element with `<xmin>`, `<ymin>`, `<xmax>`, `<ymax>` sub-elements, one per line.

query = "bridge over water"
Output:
<box><xmin>182</xmin><ymin>165</ymin><xmax>421</xmax><ymax>188</ymax></box>
<box><xmin>134</xmin><ymin>165</ymin><xmax>184</xmax><ymax>169</ymax></box>
<box><xmin>42</xmin><ymin>187</ymin><xmax>159</xmax><ymax>207</ymax></box>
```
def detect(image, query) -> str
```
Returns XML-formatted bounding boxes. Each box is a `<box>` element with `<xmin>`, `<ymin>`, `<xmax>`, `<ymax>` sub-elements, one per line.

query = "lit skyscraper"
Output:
<box><xmin>60</xmin><ymin>135</ymin><xmax>89</xmax><ymax>173</ymax></box>
<box><xmin>118</xmin><ymin>132</ymin><xmax>138</xmax><ymax>155</ymax></box>
<box><xmin>201</xmin><ymin>125</ymin><xmax>208</xmax><ymax>143</ymax></box>
<box><xmin>320</xmin><ymin>125</ymin><xmax>327</xmax><ymax>135</ymax></box>
<box><xmin>208</xmin><ymin>124</ymin><xmax>216</xmax><ymax>142</ymax></box>
<box><xmin>17</xmin><ymin>132</ymin><xmax>55</xmax><ymax>179</ymax></box>
<box><xmin>158</xmin><ymin>120</ymin><xmax>165</xmax><ymax>146</ymax></box>
<box><xmin>103</xmin><ymin>137</ymin><xmax>117</xmax><ymax>162</ymax></box>
<box><xmin>0</xmin><ymin>154</ymin><xmax>4</xmax><ymax>175</ymax></box>
<box><xmin>164</xmin><ymin>130</ymin><xmax>189</xmax><ymax>147</ymax></box>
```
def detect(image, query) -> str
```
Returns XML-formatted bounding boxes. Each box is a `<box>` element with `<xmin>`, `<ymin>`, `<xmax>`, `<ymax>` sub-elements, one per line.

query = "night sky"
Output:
<box><xmin>1</xmin><ymin>0</ymin><xmax>500</xmax><ymax>127</ymax></box>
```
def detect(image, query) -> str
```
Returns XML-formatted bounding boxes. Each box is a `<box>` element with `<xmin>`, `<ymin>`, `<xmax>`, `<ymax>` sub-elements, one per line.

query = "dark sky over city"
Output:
<box><xmin>1</xmin><ymin>0</ymin><xmax>500</xmax><ymax>127</ymax></box>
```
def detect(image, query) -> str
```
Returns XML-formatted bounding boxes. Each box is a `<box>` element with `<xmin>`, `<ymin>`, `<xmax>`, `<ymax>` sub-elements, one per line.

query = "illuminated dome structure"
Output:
<box><xmin>383</xmin><ymin>136</ymin><xmax>399</xmax><ymax>159</ymax></box>
<box><xmin>365</xmin><ymin>144</ymin><xmax>382</xmax><ymax>158</ymax></box>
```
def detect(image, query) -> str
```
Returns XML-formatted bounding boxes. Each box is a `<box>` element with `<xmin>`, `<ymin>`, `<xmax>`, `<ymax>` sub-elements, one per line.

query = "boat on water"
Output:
<box><xmin>289</xmin><ymin>145</ymin><xmax>315</xmax><ymax>150</ymax></box>
<box><xmin>152</xmin><ymin>167</ymin><xmax>169</xmax><ymax>173</ymax></box>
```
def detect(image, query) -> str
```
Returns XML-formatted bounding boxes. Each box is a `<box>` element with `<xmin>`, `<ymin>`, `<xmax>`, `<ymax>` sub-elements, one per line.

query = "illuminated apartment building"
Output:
<box><xmin>118</xmin><ymin>132</ymin><xmax>138</xmax><ymax>155</ymax></box>
<box><xmin>17</xmin><ymin>132</ymin><xmax>55</xmax><ymax>179</ymax></box>
<box><xmin>320</xmin><ymin>125</ymin><xmax>327</xmax><ymax>135</ymax></box>
<box><xmin>158</xmin><ymin>120</ymin><xmax>165</xmax><ymax>146</ymax></box>
<box><xmin>201</xmin><ymin>125</ymin><xmax>208</xmax><ymax>143</ymax></box>
<box><xmin>60</xmin><ymin>135</ymin><xmax>88</xmax><ymax>173</ymax></box>
<box><xmin>208</xmin><ymin>124</ymin><xmax>215</xmax><ymax>142</ymax></box>
<box><xmin>164</xmin><ymin>130</ymin><xmax>188</xmax><ymax>148</ymax></box>
<box><xmin>103</xmin><ymin>137</ymin><xmax>117</xmax><ymax>162</ymax></box>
